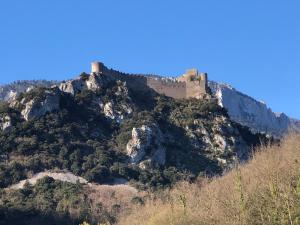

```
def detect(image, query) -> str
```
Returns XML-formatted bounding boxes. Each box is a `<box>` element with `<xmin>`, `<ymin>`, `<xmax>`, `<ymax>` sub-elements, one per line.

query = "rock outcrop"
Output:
<box><xmin>85</xmin><ymin>73</ymin><xmax>103</xmax><ymax>91</ymax></box>
<box><xmin>103</xmin><ymin>101</ymin><xmax>133</xmax><ymax>123</ymax></box>
<box><xmin>59</xmin><ymin>78</ymin><xmax>87</xmax><ymax>95</ymax></box>
<box><xmin>102</xmin><ymin>81</ymin><xmax>133</xmax><ymax>123</ymax></box>
<box><xmin>126</xmin><ymin>124</ymin><xmax>166</xmax><ymax>168</ymax></box>
<box><xmin>59</xmin><ymin>73</ymin><xmax>113</xmax><ymax>95</ymax></box>
<box><xmin>21</xmin><ymin>88</ymin><xmax>61</xmax><ymax>121</ymax></box>
<box><xmin>184</xmin><ymin>114</ymin><xmax>248</xmax><ymax>167</ymax></box>
<box><xmin>209</xmin><ymin>81</ymin><xmax>297</xmax><ymax>137</ymax></box>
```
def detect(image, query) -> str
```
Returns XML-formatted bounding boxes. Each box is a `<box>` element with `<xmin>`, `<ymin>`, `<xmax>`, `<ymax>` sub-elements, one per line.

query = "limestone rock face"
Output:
<box><xmin>126</xmin><ymin>124</ymin><xmax>166</xmax><ymax>168</ymax></box>
<box><xmin>103</xmin><ymin>101</ymin><xmax>133</xmax><ymax>123</ymax></box>
<box><xmin>59</xmin><ymin>79</ymin><xmax>87</xmax><ymax>95</ymax></box>
<box><xmin>103</xmin><ymin>102</ymin><xmax>116</xmax><ymax>120</ymax></box>
<box><xmin>209</xmin><ymin>81</ymin><xmax>296</xmax><ymax>137</ymax></box>
<box><xmin>21</xmin><ymin>88</ymin><xmax>61</xmax><ymax>121</ymax></box>
<box><xmin>59</xmin><ymin>73</ymin><xmax>113</xmax><ymax>95</ymax></box>
<box><xmin>102</xmin><ymin>81</ymin><xmax>133</xmax><ymax>123</ymax></box>
<box><xmin>184</xmin><ymin>115</ymin><xmax>248</xmax><ymax>168</ymax></box>
<box><xmin>86</xmin><ymin>73</ymin><xmax>103</xmax><ymax>91</ymax></box>
<box><xmin>0</xmin><ymin>115</ymin><xmax>12</xmax><ymax>132</ymax></box>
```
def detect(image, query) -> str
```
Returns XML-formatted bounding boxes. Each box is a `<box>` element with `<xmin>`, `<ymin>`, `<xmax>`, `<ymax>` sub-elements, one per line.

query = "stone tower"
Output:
<box><xmin>199</xmin><ymin>73</ymin><xmax>208</xmax><ymax>94</ymax></box>
<box><xmin>91</xmin><ymin>61</ymin><xmax>104</xmax><ymax>74</ymax></box>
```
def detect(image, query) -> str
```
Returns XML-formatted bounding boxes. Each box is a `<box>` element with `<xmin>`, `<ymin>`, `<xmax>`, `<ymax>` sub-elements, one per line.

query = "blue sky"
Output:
<box><xmin>0</xmin><ymin>1</ymin><xmax>299</xmax><ymax>118</ymax></box>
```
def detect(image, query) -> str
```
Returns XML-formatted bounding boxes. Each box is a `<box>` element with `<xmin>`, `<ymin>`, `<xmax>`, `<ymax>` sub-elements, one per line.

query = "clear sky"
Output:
<box><xmin>0</xmin><ymin>1</ymin><xmax>299</xmax><ymax>118</ymax></box>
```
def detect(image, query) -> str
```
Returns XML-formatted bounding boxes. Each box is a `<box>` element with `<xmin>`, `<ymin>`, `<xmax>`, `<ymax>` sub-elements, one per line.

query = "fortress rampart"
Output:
<box><xmin>90</xmin><ymin>61</ymin><xmax>209</xmax><ymax>99</ymax></box>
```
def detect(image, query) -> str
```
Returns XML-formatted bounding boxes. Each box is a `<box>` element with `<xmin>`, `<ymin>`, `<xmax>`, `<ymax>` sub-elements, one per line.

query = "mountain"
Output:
<box><xmin>0</xmin><ymin>64</ymin><xmax>277</xmax><ymax>225</ymax></box>
<box><xmin>0</xmin><ymin>68</ymin><xmax>270</xmax><ymax>185</ymax></box>
<box><xmin>209</xmin><ymin>81</ymin><xmax>300</xmax><ymax>137</ymax></box>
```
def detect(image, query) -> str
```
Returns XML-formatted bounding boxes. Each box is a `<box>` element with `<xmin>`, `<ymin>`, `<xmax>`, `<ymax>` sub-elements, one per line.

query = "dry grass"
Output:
<box><xmin>86</xmin><ymin>183</ymin><xmax>138</xmax><ymax>217</ymax></box>
<box><xmin>119</xmin><ymin>135</ymin><xmax>300</xmax><ymax>225</ymax></box>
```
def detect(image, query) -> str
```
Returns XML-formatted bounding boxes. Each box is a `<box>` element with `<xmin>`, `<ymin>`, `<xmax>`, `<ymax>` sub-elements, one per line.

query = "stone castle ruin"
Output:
<box><xmin>90</xmin><ymin>61</ymin><xmax>209</xmax><ymax>99</ymax></box>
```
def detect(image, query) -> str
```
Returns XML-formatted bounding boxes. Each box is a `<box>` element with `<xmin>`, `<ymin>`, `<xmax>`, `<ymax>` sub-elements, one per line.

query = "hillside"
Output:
<box><xmin>119</xmin><ymin>135</ymin><xmax>300</xmax><ymax>225</ymax></box>
<box><xmin>0</xmin><ymin>70</ymin><xmax>268</xmax><ymax>188</ymax></box>
<box><xmin>0</xmin><ymin>67</ymin><xmax>272</xmax><ymax>224</ymax></box>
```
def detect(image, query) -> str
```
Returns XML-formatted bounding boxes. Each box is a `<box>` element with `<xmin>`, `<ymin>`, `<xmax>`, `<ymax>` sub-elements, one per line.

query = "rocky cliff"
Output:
<box><xmin>209</xmin><ymin>81</ymin><xmax>299</xmax><ymax>137</ymax></box>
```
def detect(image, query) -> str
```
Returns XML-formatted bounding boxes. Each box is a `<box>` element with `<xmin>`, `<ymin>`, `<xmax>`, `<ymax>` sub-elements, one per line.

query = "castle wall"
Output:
<box><xmin>186</xmin><ymin>81</ymin><xmax>205</xmax><ymax>98</ymax></box>
<box><xmin>92</xmin><ymin>62</ymin><xmax>208</xmax><ymax>99</ymax></box>
<box><xmin>101</xmin><ymin>68</ymin><xmax>150</xmax><ymax>92</ymax></box>
<box><xmin>146</xmin><ymin>78</ymin><xmax>186</xmax><ymax>99</ymax></box>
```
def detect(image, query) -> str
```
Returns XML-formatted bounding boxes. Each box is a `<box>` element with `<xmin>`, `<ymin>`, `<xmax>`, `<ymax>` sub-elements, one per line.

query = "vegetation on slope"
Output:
<box><xmin>1</xmin><ymin>135</ymin><xmax>297</xmax><ymax>225</ymax></box>
<box><xmin>0</xmin><ymin>176</ymin><xmax>140</xmax><ymax>225</ymax></box>
<box><xmin>0</xmin><ymin>74</ymin><xmax>275</xmax><ymax>224</ymax></box>
<box><xmin>0</xmin><ymin>80</ymin><xmax>58</xmax><ymax>101</ymax></box>
<box><xmin>0</xmin><ymin>76</ymin><xmax>268</xmax><ymax>190</ymax></box>
<box><xmin>119</xmin><ymin>135</ymin><xmax>300</xmax><ymax>225</ymax></box>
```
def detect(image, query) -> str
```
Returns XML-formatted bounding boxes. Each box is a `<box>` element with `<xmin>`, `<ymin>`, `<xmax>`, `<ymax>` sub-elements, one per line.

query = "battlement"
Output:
<box><xmin>90</xmin><ymin>62</ymin><xmax>209</xmax><ymax>99</ymax></box>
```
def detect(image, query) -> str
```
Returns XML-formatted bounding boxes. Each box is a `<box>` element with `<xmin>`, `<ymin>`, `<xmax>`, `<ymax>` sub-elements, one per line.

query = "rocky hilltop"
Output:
<box><xmin>0</xmin><ymin>65</ymin><xmax>270</xmax><ymax>191</ymax></box>
<box><xmin>0</xmin><ymin>65</ymin><xmax>281</xmax><ymax>225</ymax></box>
<box><xmin>1</xmin><ymin>74</ymin><xmax>298</xmax><ymax>138</ymax></box>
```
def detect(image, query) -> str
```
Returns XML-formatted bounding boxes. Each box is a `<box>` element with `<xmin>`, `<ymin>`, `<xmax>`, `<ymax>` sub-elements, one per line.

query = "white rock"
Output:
<box><xmin>104</xmin><ymin>102</ymin><xmax>116</xmax><ymax>120</ymax></box>
<box><xmin>59</xmin><ymin>79</ymin><xmax>87</xmax><ymax>95</ymax></box>
<box><xmin>126</xmin><ymin>125</ymin><xmax>152</xmax><ymax>163</ymax></box>
<box><xmin>103</xmin><ymin>101</ymin><xmax>132</xmax><ymax>123</ymax></box>
<box><xmin>126</xmin><ymin>124</ymin><xmax>166</xmax><ymax>167</ymax></box>
<box><xmin>209</xmin><ymin>81</ymin><xmax>293</xmax><ymax>137</ymax></box>
<box><xmin>21</xmin><ymin>89</ymin><xmax>60</xmax><ymax>121</ymax></box>
<box><xmin>86</xmin><ymin>73</ymin><xmax>101</xmax><ymax>91</ymax></box>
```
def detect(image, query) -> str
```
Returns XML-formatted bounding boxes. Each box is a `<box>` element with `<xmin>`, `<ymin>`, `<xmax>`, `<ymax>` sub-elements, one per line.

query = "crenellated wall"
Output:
<box><xmin>146</xmin><ymin>78</ymin><xmax>186</xmax><ymax>99</ymax></box>
<box><xmin>90</xmin><ymin>62</ymin><xmax>209</xmax><ymax>99</ymax></box>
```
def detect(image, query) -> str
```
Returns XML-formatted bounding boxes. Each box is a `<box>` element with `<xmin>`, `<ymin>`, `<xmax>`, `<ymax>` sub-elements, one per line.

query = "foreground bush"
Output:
<box><xmin>119</xmin><ymin>135</ymin><xmax>300</xmax><ymax>225</ymax></box>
